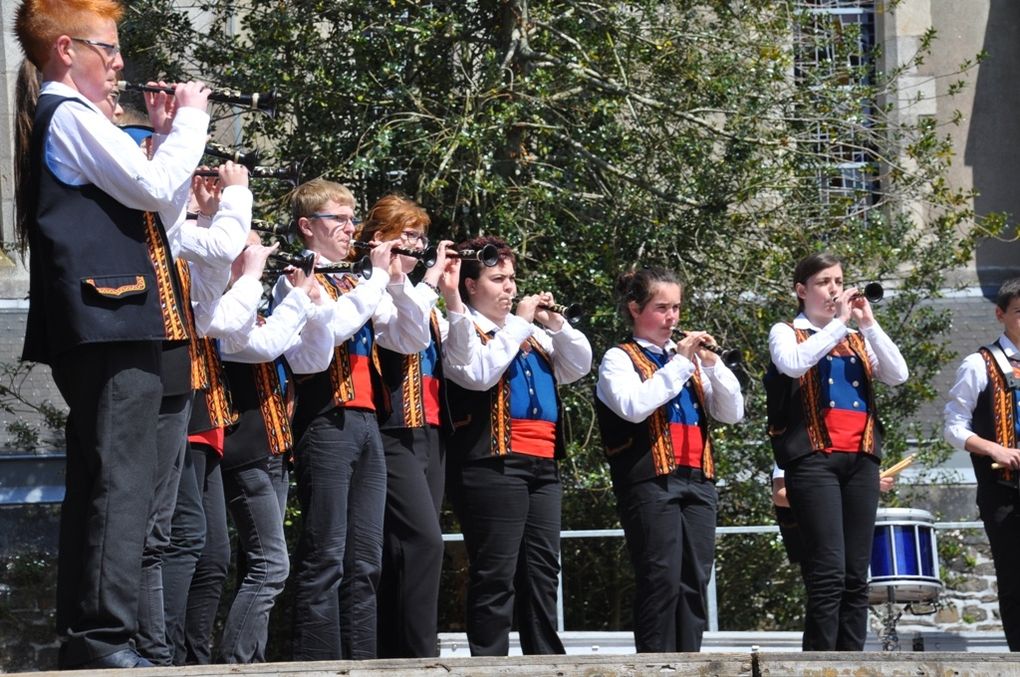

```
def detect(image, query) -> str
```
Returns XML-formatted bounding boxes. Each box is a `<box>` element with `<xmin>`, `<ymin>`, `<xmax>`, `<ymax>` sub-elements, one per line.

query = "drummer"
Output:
<box><xmin>944</xmin><ymin>277</ymin><xmax>1020</xmax><ymax>651</ymax></box>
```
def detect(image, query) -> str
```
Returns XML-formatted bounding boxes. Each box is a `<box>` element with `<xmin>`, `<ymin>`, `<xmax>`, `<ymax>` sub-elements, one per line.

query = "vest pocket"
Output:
<box><xmin>605</xmin><ymin>437</ymin><xmax>633</xmax><ymax>456</ymax></box>
<box><xmin>452</xmin><ymin>414</ymin><xmax>473</xmax><ymax>429</ymax></box>
<box><xmin>81</xmin><ymin>274</ymin><xmax>149</xmax><ymax>299</ymax></box>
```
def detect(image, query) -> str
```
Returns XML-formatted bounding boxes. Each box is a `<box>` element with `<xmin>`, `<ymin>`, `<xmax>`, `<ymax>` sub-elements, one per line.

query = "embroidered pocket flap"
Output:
<box><xmin>82</xmin><ymin>275</ymin><xmax>148</xmax><ymax>299</ymax></box>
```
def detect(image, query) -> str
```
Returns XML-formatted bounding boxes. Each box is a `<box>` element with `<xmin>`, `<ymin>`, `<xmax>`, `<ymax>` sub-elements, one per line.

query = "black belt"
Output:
<box><xmin>672</xmin><ymin>466</ymin><xmax>712</xmax><ymax>482</ymax></box>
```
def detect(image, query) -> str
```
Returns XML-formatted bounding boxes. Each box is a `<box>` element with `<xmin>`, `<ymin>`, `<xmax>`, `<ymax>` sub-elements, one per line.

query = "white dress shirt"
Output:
<box><xmin>195</xmin><ymin>275</ymin><xmax>268</xmax><ymax>337</ymax></box>
<box><xmin>166</xmin><ymin>185</ymin><xmax>253</xmax><ymax>299</ymax></box>
<box><xmin>193</xmin><ymin>269</ymin><xmax>317</xmax><ymax>364</ymax></box>
<box><xmin>595</xmin><ymin>336</ymin><xmax>744</xmax><ymax>425</ymax></box>
<box><xmin>274</xmin><ymin>260</ymin><xmax>432</xmax><ymax>374</ymax></box>
<box><xmin>42</xmin><ymin>81</ymin><xmax>208</xmax><ymax>212</ymax></box>
<box><xmin>944</xmin><ymin>334</ymin><xmax>1019</xmax><ymax>450</ymax></box>
<box><xmin>768</xmin><ymin>313</ymin><xmax>909</xmax><ymax>385</ymax></box>
<box><xmin>443</xmin><ymin>306</ymin><xmax>592</xmax><ymax>391</ymax></box>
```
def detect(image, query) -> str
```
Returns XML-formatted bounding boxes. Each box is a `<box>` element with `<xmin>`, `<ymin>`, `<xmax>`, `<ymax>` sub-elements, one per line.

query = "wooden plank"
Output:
<box><xmin>758</xmin><ymin>651</ymin><xmax>1020</xmax><ymax>676</ymax></box>
<box><xmin>27</xmin><ymin>653</ymin><xmax>752</xmax><ymax>677</ymax></box>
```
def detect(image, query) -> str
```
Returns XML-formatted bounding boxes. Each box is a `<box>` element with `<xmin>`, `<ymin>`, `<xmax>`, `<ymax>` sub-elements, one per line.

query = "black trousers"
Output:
<box><xmin>291</xmin><ymin>409</ymin><xmax>386</xmax><ymax>661</ymax></box>
<box><xmin>377</xmin><ymin>426</ymin><xmax>445</xmax><ymax>658</ymax></box>
<box><xmin>450</xmin><ymin>455</ymin><xmax>565</xmax><ymax>656</ymax></box>
<box><xmin>162</xmin><ymin>442</ymin><xmax>207</xmax><ymax>664</ymax></box>
<box><xmin>182</xmin><ymin>447</ymin><xmax>229</xmax><ymax>664</ymax></box>
<box><xmin>136</xmin><ymin>393</ymin><xmax>192</xmax><ymax>665</ymax></box>
<box><xmin>784</xmin><ymin>451</ymin><xmax>879</xmax><ymax>651</ymax></box>
<box><xmin>976</xmin><ymin>477</ymin><xmax>1020</xmax><ymax>651</ymax></box>
<box><xmin>51</xmin><ymin>341</ymin><xmax>163</xmax><ymax>668</ymax></box>
<box><xmin>614</xmin><ymin>468</ymin><xmax>717</xmax><ymax>653</ymax></box>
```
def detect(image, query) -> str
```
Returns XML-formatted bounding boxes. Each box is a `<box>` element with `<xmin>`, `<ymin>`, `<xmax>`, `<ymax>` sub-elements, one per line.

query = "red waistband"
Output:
<box><xmin>669</xmin><ymin>422</ymin><xmax>703</xmax><ymax>469</ymax></box>
<box><xmin>188</xmin><ymin>427</ymin><xmax>225</xmax><ymax>456</ymax></box>
<box><xmin>511</xmin><ymin>418</ymin><xmax>556</xmax><ymax>458</ymax></box>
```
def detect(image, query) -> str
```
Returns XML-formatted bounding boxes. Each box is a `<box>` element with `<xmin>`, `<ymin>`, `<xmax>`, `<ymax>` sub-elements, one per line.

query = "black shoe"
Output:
<box><xmin>77</xmin><ymin>649</ymin><xmax>154</xmax><ymax>669</ymax></box>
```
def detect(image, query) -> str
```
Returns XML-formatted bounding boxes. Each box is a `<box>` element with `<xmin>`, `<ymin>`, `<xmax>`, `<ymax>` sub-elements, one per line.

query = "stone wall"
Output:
<box><xmin>0</xmin><ymin>505</ymin><xmax>60</xmax><ymax>673</ymax></box>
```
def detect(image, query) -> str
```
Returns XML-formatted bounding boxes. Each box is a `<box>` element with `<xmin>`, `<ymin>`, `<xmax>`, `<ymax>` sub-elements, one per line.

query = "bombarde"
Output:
<box><xmin>252</xmin><ymin>220</ymin><xmax>291</xmax><ymax>237</ymax></box>
<box><xmin>204</xmin><ymin>141</ymin><xmax>260</xmax><ymax>170</ymax></box>
<box><xmin>448</xmin><ymin>244</ymin><xmax>500</xmax><ymax>267</ymax></box>
<box><xmin>674</xmin><ymin>330</ymin><xmax>743</xmax><ymax>370</ymax></box>
<box><xmin>537</xmin><ymin>302</ymin><xmax>584</xmax><ymax>325</ymax></box>
<box><xmin>116</xmin><ymin>80</ymin><xmax>279</xmax><ymax>117</ymax></box>
<box><xmin>265</xmin><ymin>251</ymin><xmax>316</xmax><ymax>276</ymax></box>
<box><xmin>251</xmin><ymin>220</ymin><xmax>292</xmax><ymax>237</ymax></box>
<box><xmin>352</xmin><ymin>240</ymin><xmax>438</xmax><ymax>268</ymax></box>
<box><xmin>316</xmin><ymin>257</ymin><xmax>374</xmax><ymax>280</ymax></box>
<box><xmin>194</xmin><ymin>159</ymin><xmax>303</xmax><ymax>185</ymax></box>
<box><xmin>263</xmin><ymin>251</ymin><xmax>373</xmax><ymax>280</ymax></box>
<box><xmin>832</xmin><ymin>282</ymin><xmax>884</xmax><ymax>304</ymax></box>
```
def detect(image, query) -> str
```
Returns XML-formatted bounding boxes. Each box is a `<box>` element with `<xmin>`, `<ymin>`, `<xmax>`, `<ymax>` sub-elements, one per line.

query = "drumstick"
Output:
<box><xmin>880</xmin><ymin>453</ymin><xmax>916</xmax><ymax>479</ymax></box>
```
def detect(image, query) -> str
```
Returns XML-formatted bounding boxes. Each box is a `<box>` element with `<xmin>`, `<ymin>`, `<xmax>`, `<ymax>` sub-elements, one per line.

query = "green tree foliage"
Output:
<box><xmin>119</xmin><ymin>0</ymin><xmax>991</xmax><ymax>633</ymax></box>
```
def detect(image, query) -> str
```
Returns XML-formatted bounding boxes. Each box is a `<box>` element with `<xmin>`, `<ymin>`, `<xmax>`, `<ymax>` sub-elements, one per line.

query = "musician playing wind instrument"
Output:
<box><xmin>594</xmin><ymin>266</ymin><xmax>743</xmax><ymax>653</ymax></box>
<box><xmin>353</xmin><ymin>195</ymin><xmax>460</xmax><ymax>659</ymax></box>
<box><xmin>764</xmin><ymin>252</ymin><xmax>907</xmax><ymax>652</ymax></box>
<box><xmin>13</xmin><ymin>0</ymin><xmax>210</xmax><ymax>668</ymax></box>
<box><xmin>275</xmin><ymin>179</ymin><xmax>431</xmax><ymax>661</ymax></box>
<box><xmin>443</xmin><ymin>235</ymin><xmax>592</xmax><ymax>656</ymax></box>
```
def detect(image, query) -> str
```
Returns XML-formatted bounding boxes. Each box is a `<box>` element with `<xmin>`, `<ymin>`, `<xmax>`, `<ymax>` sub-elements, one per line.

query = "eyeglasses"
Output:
<box><xmin>70</xmin><ymin>37</ymin><xmax>121</xmax><ymax>60</ymax></box>
<box><xmin>399</xmin><ymin>230</ymin><xmax>429</xmax><ymax>248</ymax></box>
<box><xmin>308</xmin><ymin>213</ymin><xmax>359</xmax><ymax>227</ymax></box>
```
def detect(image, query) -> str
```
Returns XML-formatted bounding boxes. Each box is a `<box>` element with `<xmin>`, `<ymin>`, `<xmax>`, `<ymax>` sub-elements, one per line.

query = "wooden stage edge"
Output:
<box><xmin>21</xmin><ymin>652</ymin><xmax>1020</xmax><ymax>677</ymax></box>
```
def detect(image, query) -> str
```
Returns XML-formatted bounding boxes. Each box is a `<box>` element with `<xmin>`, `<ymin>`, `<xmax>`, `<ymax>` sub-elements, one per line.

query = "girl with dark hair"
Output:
<box><xmin>443</xmin><ymin>235</ymin><xmax>592</xmax><ymax>656</ymax></box>
<box><xmin>765</xmin><ymin>252</ymin><xmax>908</xmax><ymax>651</ymax></box>
<box><xmin>594</xmin><ymin>266</ymin><xmax>744</xmax><ymax>652</ymax></box>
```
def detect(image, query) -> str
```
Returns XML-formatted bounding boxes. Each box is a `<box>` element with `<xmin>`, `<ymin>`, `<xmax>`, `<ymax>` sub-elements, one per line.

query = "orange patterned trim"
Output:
<box><xmin>176</xmin><ymin>261</ymin><xmax>209</xmax><ymax>391</ymax></box>
<box><xmin>83</xmin><ymin>275</ymin><xmax>146</xmax><ymax>297</ymax></box>
<box><xmin>617</xmin><ymin>341</ymin><xmax>675</xmax><ymax>477</ymax></box>
<box><xmin>846</xmin><ymin>332</ymin><xmax>877</xmax><ymax>454</ymax></box>
<box><xmin>254</xmin><ymin>362</ymin><xmax>293</xmax><ymax>456</ymax></box>
<box><xmin>401</xmin><ymin>352</ymin><xmax>426</xmax><ymax>428</ymax></box>
<box><xmin>475</xmin><ymin>325</ymin><xmax>512</xmax><ymax>456</ymax></box>
<box><xmin>689</xmin><ymin>367</ymin><xmax>715</xmax><ymax>479</ymax></box>
<box><xmin>980</xmin><ymin>348</ymin><xmax>1016</xmax><ymax>482</ymax></box>
<box><xmin>144</xmin><ymin>211</ymin><xmax>188</xmax><ymax>341</ymax></box>
<box><xmin>398</xmin><ymin>311</ymin><xmax>443</xmax><ymax>428</ymax></box>
<box><xmin>199</xmin><ymin>338</ymin><xmax>236</xmax><ymax>427</ymax></box>
<box><xmin>794</xmin><ymin>328</ymin><xmax>831</xmax><ymax>452</ymax></box>
<box><xmin>317</xmin><ymin>273</ymin><xmax>358</xmax><ymax>407</ymax></box>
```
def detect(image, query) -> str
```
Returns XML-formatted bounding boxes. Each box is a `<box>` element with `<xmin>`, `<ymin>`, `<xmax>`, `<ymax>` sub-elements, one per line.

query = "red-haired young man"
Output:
<box><xmin>14</xmin><ymin>0</ymin><xmax>210</xmax><ymax>668</ymax></box>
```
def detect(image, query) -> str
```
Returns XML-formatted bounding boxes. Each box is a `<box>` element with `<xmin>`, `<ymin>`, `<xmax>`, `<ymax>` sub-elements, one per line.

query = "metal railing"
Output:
<box><xmin>0</xmin><ymin>453</ymin><xmax>986</xmax><ymax>633</ymax></box>
<box><xmin>444</xmin><ymin>520</ymin><xmax>986</xmax><ymax>633</ymax></box>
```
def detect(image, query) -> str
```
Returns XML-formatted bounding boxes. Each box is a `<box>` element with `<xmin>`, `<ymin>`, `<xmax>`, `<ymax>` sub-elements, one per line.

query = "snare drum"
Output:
<box><xmin>868</xmin><ymin>507</ymin><xmax>943</xmax><ymax>604</ymax></box>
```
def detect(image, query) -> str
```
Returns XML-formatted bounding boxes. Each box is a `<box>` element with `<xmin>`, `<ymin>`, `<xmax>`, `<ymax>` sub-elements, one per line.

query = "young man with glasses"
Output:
<box><xmin>274</xmin><ymin>179</ymin><xmax>433</xmax><ymax>660</ymax></box>
<box><xmin>13</xmin><ymin>0</ymin><xmax>210</xmax><ymax>669</ymax></box>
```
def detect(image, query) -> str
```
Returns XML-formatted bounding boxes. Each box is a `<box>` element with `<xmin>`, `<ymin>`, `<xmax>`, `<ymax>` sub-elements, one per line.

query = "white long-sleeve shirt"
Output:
<box><xmin>274</xmin><ymin>259</ymin><xmax>432</xmax><ymax>374</ymax></box>
<box><xmin>595</xmin><ymin>336</ymin><xmax>744</xmax><ymax>425</ymax></box>
<box><xmin>768</xmin><ymin>313</ymin><xmax>909</xmax><ymax>385</ymax></box>
<box><xmin>944</xmin><ymin>334</ymin><xmax>1020</xmax><ymax>450</ymax></box>
<box><xmin>168</xmin><ymin>184</ymin><xmax>252</xmax><ymax>263</ymax></box>
<box><xmin>193</xmin><ymin>270</ymin><xmax>320</xmax><ymax>364</ymax></box>
<box><xmin>442</xmin><ymin>306</ymin><xmax>592</xmax><ymax>391</ymax></box>
<box><xmin>42</xmin><ymin>81</ymin><xmax>208</xmax><ymax>212</ymax></box>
